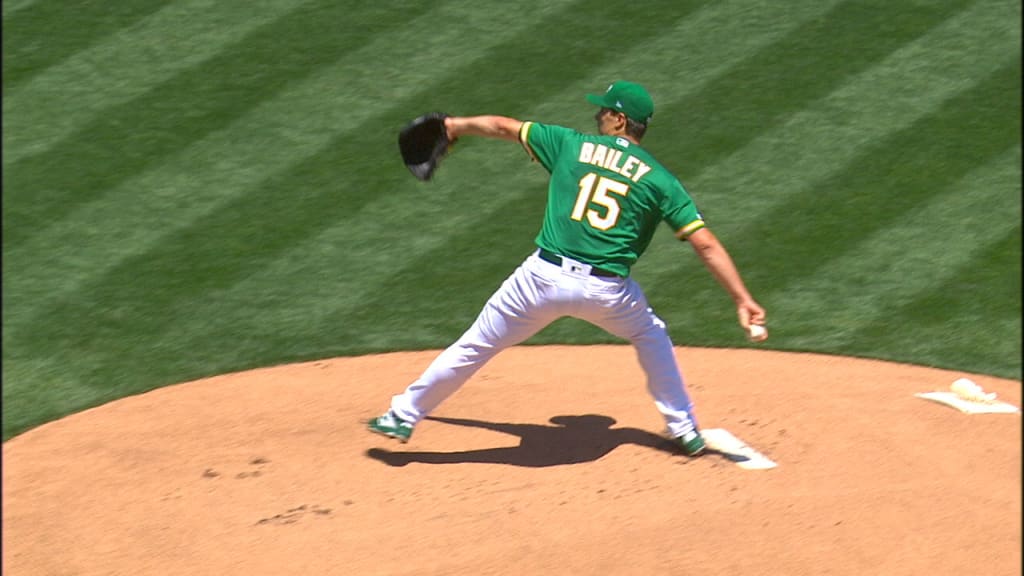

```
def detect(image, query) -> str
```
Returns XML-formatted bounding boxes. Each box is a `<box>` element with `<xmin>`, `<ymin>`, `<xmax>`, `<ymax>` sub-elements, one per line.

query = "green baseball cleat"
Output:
<box><xmin>677</xmin><ymin>430</ymin><xmax>706</xmax><ymax>457</ymax></box>
<box><xmin>368</xmin><ymin>410</ymin><xmax>414</xmax><ymax>443</ymax></box>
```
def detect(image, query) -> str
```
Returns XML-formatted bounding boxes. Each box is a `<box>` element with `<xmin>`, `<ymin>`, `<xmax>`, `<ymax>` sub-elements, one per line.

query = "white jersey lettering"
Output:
<box><xmin>619</xmin><ymin>155</ymin><xmax>639</xmax><ymax>179</ymax></box>
<box><xmin>578</xmin><ymin>142</ymin><xmax>595</xmax><ymax>163</ymax></box>
<box><xmin>578</xmin><ymin>142</ymin><xmax>652</xmax><ymax>184</ymax></box>
<box><xmin>630</xmin><ymin>161</ymin><xmax>652</xmax><ymax>182</ymax></box>
<box><xmin>603</xmin><ymin>149</ymin><xmax>622</xmax><ymax>171</ymax></box>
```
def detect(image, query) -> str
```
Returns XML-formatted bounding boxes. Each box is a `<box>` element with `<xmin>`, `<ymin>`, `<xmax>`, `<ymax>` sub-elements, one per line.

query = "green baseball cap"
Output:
<box><xmin>586</xmin><ymin>81</ymin><xmax>654</xmax><ymax>124</ymax></box>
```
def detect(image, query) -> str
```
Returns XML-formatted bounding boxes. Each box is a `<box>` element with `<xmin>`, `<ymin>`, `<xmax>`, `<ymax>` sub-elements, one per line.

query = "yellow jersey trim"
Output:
<box><xmin>675</xmin><ymin>220</ymin><xmax>706</xmax><ymax>240</ymax></box>
<box><xmin>519</xmin><ymin>121</ymin><xmax>538</xmax><ymax>162</ymax></box>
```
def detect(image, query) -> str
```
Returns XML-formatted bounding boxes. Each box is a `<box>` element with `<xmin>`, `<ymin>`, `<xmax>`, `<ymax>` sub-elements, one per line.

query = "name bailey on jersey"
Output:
<box><xmin>577</xmin><ymin>142</ymin><xmax>653</xmax><ymax>183</ymax></box>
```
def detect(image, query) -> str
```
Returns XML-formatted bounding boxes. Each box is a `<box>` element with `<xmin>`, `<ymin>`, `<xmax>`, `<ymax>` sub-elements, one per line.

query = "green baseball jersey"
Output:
<box><xmin>518</xmin><ymin>122</ymin><xmax>705</xmax><ymax>277</ymax></box>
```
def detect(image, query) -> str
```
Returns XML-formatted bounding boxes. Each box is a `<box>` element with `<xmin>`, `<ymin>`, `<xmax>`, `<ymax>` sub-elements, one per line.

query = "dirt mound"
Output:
<box><xmin>3</xmin><ymin>346</ymin><xmax>1020</xmax><ymax>575</ymax></box>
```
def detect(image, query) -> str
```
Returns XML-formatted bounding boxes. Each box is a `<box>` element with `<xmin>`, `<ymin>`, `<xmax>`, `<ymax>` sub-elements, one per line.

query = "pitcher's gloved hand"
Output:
<box><xmin>398</xmin><ymin>113</ymin><xmax>455</xmax><ymax>181</ymax></box>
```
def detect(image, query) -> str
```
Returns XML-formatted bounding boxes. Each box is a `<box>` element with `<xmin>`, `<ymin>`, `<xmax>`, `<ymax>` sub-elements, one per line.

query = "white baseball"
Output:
<box><xmin>747</xmin><ymin>324</ymin><xmax>767</xmax><ymax>342</ymax></box>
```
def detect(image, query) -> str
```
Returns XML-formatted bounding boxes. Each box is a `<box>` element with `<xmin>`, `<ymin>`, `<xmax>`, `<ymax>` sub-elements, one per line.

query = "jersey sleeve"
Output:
<box><xmin>661</xmin><ymin>179</ymin><xmax>706</xmax><ymax>240</ymax></box>
<box><xmin>518</xmin><ymin>122</ymin><xmax>576</xmax><ymax>172</ymax></box>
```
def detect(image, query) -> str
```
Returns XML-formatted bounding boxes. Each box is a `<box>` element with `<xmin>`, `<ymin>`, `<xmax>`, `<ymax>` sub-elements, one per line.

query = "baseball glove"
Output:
<box><xmin>398</xmin><ymin>113</ymin><xmax>455</xmax><ymax>181</ymax></box>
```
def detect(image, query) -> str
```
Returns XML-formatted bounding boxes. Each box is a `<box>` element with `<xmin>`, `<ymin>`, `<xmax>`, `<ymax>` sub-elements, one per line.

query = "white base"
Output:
<box><xmin>701</xmin><ymin>428</ymin><xmax>778</xmax><ymax>470</ymax></box>
<box><xmin>914</xmin><ymin>392</ymin><xmax>1020</xmax><ymax>414</ymax></box>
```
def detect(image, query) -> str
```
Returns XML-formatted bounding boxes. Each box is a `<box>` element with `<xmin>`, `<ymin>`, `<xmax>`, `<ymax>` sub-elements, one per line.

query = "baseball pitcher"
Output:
<box><xmin>373</xmin><ymin>81</ymin><xmax>768</xmax><ymax>456</ymax></box>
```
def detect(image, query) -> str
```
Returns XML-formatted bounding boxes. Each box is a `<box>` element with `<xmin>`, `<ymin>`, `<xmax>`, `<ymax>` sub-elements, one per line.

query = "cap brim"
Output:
<box><xmin>586</xmin><ymin>94</ymin><xmax>608</xmax><ymax>107</ymax></box>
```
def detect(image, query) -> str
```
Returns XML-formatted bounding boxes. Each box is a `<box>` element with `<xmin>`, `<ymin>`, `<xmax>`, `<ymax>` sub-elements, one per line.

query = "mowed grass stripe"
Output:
<box><xmin>3</xmin><ymin>0</ymin><xmax>315</xmax><ymax>166</ymax></box>
<box><xmin>641</xmin><ymin>0</ymin><xmax>975</xmax><ymax>176</ymax></box>
<box><xmin>850</xmin><ymin>225</ymin><xmax>1021</xmax><ymax>378</ymax></box>
<box><xmin>1</xmin><ymin>354</ymin><xmax>125</xmax><ymax>444</ymax></box>
<box><xmin>649</xmin><ymin>59</ymin><xmax>1021</xmax><ymax>346</ymax></box>
<box><xmin>136</xmin><ymin>0</ymin><xmax>852</xmax><ymax>359</ymax></box>
<box><xmin>409</xmin><ymin>0</ymin><xmax>710</xmax><ymax>119</ymax></box>
<box><xmin>636</xmin><ymin>0</ymin><xmax>1019</xmax><ymax>290</ymax></box>
<box><xmin>2</xmin><ymin>0</ymin><xmax>578</xmax><ymax>339</ymax></box>
<box><xmin>1</xmin><ymin>0</ymin><xmax>40</xmax><ymax>19</ymax></box>
<box><xmin>1</xmin><ymin>0</ymin><xmax>436</xmax><ymax>248</ymax></box>
<box><xmin>763</xmin><ymin>147</ymin><xmax>1020</xmax><ymax>358</ymax></box>
<box><xmin>739</xmin><ymin>60</ymin><xmax>1020</xmax><ymax>292</ymax></box>
<box><xmin>1</xmin><ymin>0</ymin><xmax>170</xmax><ymax>90</ymax></box>
<box><xmin>510</xmin><ymin>0</ymin><xmax>847</xmax><ymax>131</ymax></box>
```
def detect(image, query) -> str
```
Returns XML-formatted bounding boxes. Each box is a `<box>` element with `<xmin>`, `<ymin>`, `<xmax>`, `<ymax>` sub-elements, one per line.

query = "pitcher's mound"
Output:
<box><xmin>3</xmin><ymin>346</ymin><xmax>1021</xmax><ymax>575</ymax></box>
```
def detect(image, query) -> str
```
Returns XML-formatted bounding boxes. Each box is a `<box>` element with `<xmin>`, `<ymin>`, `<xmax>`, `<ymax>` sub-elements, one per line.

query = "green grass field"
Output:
<box><xmin>3</xmin><ymin>0</ymin><xmax>1021</xmax><ymax>441</ymax></box>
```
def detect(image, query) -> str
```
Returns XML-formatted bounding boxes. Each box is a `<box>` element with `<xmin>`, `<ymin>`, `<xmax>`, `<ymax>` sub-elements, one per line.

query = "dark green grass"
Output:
<box><xmin>3</xmin><ymin>0</ymin><xmax>1020</xmax><ymax>440</ymax></box>
<box><xmin>667</xmin><ymin>60</ymin><xmax>1023</xmax><ymax>367</ymax></box>
<box><xmin>736</xmin><ymin>61</ymin><xmax>1021</xmax><ymax>282</ymax></box>
<box><xmin>647</xmin><ymin>0</ymin><xmax>975</xmax><ymax>170</ymax></box>
<box><xmin>845</xmin><ymin>226</ymin><xmax>1022</xmax><ymax>375</ymax></box>
<box><xmin>2</xmin><ymin>0</ymin><xmax>171</xmax><ymax>89</ymax></box>
<box><xmin>2</xmin><ymin>1</ymin><xmax>435</xmax><ymax>246</ymax></box>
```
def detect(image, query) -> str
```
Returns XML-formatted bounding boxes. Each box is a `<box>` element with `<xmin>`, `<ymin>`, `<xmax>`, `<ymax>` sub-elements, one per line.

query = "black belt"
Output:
<box><xmin>538</xmin><ymin>249</ymin><xmax>620</xmax><ymax>277</ymax></box>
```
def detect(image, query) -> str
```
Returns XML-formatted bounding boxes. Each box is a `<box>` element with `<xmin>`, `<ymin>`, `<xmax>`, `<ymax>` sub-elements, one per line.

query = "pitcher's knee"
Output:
<box><xmin>629</xmin><ymin>319</ymin><xmax>670</xmax><ymax>344</ymax></box>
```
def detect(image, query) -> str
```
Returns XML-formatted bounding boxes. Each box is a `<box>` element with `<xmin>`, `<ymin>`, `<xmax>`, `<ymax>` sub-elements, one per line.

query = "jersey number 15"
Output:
<box><xmin>571</xmin><ymin>173</ymin><xmax>630</xmax><ymax>231</ymax></box>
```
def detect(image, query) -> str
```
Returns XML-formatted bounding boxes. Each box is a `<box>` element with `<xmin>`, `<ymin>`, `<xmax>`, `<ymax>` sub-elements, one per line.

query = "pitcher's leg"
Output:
<box><xmin>582</xmin><ymin>279</ymin><xmax>699</xmax><ymax>438</ymax></box>
<box><xmin>391</xmin><ymin>324</ymin><xmax>506</xmax><ymax>423</ymax></box>
<box><xmin>391</xmin><ymin>263</ymin><xmax>556</xmax><ymax>423</ymax></box>
<box><xmin>630</xmin><ymin>318</ymin><xmax>699</xmax><ymax>438</ymax></box>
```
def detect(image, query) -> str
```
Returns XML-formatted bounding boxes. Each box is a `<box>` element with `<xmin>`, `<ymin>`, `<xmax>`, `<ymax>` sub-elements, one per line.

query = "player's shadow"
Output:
<box><xmin>365</xmin><ymin>414</ymin><xmax>682</xmax><ymax>468</ymax></box>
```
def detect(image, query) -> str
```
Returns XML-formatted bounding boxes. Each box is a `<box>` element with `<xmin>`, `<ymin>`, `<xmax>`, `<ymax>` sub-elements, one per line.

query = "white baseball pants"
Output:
<box><xmin>390</xmin><ymin>250</ymin><xmax>700</xmax><ymax>438</ymax></box>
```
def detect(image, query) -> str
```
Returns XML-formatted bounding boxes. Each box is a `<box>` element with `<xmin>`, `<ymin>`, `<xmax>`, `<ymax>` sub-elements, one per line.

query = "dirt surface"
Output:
<box><xmin>3</xmin><ymin>346</ymin><xmax>1021</xmax><ymax>576</ymax></box>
